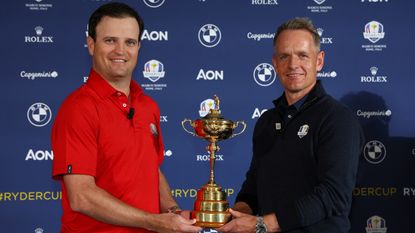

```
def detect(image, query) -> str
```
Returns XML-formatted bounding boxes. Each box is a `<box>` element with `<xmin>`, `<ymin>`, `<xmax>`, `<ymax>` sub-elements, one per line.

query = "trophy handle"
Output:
<box><xmin>182</xmin><ymin>119</ymin><xmax>196</xmax><ymax>136</ymax></box>
<box><xmin>231</xmin><ymin>121</ymin><xmax>246</xmax><ymax>138</ymax></box>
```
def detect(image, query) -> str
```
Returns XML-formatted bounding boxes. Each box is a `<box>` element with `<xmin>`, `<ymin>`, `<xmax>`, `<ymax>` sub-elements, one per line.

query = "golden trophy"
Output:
<box><xmin>182</xmin><ymin>95</ymin><xmax>246</xmax><ymax>228</ymax></box>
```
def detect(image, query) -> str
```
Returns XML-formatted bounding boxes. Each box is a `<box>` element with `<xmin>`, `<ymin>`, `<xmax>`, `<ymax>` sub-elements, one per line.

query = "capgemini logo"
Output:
<box><xmin>34</xmin><ymin>26</ymin><xmax>43</xmax><ymax>36</ymax></box>
<box><xmin>164</xmin><ymin>150</ymin><xmax>173</xmax><ymax>157</ymax></box>
<box><xmin>370</xmin><ymin>66</ymin><xmax>378</xmax><ymax>75</ymax></box>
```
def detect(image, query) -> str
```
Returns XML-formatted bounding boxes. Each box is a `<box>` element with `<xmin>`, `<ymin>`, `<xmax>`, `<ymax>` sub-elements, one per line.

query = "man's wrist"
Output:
<box><xmin>263</xmin><ymin>213</ymin><xmax>280</xmax><ymax>232</ymax></box>
<box><xmin>256</xmin><ymin>216</ymin><xmax>268</xmax><ymax>233</ymax></box>
<box><xmin>166</xmin><ymin>205</ymin><xmax>181</xmax><ymax>214</ymax></box>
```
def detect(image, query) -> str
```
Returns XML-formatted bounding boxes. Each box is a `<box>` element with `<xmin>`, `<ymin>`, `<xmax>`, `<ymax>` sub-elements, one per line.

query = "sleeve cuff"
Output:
<box><xmin>274</xmin><ymin>201</ymin><xmax>302</xmax><ymax>231</ymax></box>
<box><xmin>235</xmin><ymin>193</ymin><xmax>258</xmax><ymax>214</ymax></box>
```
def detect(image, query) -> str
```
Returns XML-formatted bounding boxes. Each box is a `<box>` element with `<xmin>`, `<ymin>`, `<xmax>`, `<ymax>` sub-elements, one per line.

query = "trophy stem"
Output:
<box><xmin>207</xmin><ymin>141</ymin><xmax>219</xmax><ymax>185</ymax></box>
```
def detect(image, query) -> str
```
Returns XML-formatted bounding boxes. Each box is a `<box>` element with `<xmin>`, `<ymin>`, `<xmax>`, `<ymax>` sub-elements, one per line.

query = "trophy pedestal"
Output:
<box><xmin>191</xmin><ymin>183</ymin><xmax>231</xmax><ymax>228</ymax></box>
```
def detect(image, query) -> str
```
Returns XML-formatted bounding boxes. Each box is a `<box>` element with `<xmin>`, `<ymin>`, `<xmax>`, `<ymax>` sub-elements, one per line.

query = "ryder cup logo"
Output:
<box><xmin>27</xmin><ymin>102</ymin><xmax>52</xmax><ymax>127</ymax></box>
<box><xmin>143</xmin><ymin>0</ymin><xmax>165</xmax><ymax>8</ymax></box>
<box><xmin>297</xmin><ymin>125</ymin><xmax>309</xmax><ymax>138</ymax></box>
<box><xmin>253</xmin><ymin>63</ymin><xmax>276</xmax><ymax>86</ymax></box>
<box><xmin>199</xmin><ymin>98</ymin><xmax>215</xmax><ymax>117</ymax></box>
<box><xmin>363</xmin><ymin>21</ymin><xmax>385</xmax><ymax>43</ymax></box>
<box><xmin>365</xmin><ymin>215</ymin><xmax>387</xmax><ymax>233</ymax></box>
<box><xmin>314</xmin><ymin>0</ymin><xmax>326</xmax><ymax>4</ymax></box>
<box><xmin>143</xmin><ymin>60</ymin><xmax>165</xmax><ymax>82</ymax></box>
<box><xmin>198</xmin><ymin>24</ymin><xmax>222</xmax><ymax>48</ymax></box>
<box><xmin>363</xmin><ymin>140</ymin><xmax>386</xmax><ymax>164</ymax></box>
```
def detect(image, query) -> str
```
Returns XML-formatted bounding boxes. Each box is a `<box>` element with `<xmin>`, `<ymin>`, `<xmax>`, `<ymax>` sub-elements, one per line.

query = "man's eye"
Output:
<box><xmin>299</xmin><ymin>54</ymin><xmax>308</xmax><ymax>59</ymax></box>
<box><xmin>105</xmin><ymin>38</ymin><xmax>114</xmax><ymax>43</ymax></box>
<box><xmin>126</xmin><ymin>40</ymin><xmax>137</xmax><ymax>46</ymax></box>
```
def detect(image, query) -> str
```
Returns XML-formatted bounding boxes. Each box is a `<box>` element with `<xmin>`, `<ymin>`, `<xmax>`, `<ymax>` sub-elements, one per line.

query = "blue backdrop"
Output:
<box><xmin>1</xmin><ymin>0</ymin><xmax>414</xmax><ymax>233</ymax></box>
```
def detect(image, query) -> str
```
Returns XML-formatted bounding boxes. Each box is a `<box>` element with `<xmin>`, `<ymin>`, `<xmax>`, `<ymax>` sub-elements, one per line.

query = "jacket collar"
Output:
<box><xmin>273</xmin><ymin>80</ymin><xmax>326</xmax><ymax>111</ymax></box>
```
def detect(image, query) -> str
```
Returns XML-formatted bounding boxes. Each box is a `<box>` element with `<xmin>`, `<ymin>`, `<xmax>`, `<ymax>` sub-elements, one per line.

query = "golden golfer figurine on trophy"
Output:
<box><xmin>182</xmin><ymin>95</ymin><xmax>246</xmax><ymax>228</ymax></box>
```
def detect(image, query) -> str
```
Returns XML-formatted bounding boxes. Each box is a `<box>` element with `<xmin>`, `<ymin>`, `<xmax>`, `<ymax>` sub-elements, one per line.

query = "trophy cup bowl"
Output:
<box><xmin>190</xmin><ymin>118</ymin><xmax>244</xmax><ymax>141</ymax></box>
<box><xmin>182</xmin><ymin>95</ymin><xmax>246</xmax><ymax>228</ymax></box>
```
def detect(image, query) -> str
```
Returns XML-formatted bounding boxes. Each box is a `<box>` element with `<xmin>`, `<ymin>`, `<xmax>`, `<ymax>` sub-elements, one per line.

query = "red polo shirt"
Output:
<box><xmin>52</xmin><ymin>69</ymin><xmax>164</xmax><ymax>233</ymax></box>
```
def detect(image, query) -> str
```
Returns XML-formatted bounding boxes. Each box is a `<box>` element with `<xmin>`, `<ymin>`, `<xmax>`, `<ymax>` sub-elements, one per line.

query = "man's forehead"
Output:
<box><xmin>95</xmin><ymin>16</ymin><xmax>140</xmax><ymax>38</ymax></box>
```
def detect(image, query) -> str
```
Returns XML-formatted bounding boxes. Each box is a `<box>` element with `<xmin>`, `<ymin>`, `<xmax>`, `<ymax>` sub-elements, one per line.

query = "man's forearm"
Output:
<box><xmin>64</xmin><ymin>174</ymin><xmax>158</xmax><ymax>231</ymax></box>
<box><xmin>159</xmin><ymin>170</ymin><xmax>180</xmax><ymax>213</ymax></box>
<box><xmin>233</xmin><ymin>201</ymin><xmax>253</xmax><ymax>215</ymax></box>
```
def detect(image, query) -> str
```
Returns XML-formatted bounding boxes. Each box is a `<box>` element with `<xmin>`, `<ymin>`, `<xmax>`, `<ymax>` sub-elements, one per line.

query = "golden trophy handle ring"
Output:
<box><xmin>182</xmin><ymin>119</ymin><xmax>196</xmax><ymax>136</ymax></box>
<box><xmin>231</xmin><ymin>121</ymin><xmax>246</xmax><ymax>138</ymax></box>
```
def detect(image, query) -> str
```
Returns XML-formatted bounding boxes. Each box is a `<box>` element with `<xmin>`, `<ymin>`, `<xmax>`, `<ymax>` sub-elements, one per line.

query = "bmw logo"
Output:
<box><xmin>363</xmin><ymin>140</ymin><xmax>386</xmax><ymax>164</ymax></box>
<box><xmin>27</xmin><ymin>102</ymin><xmax>52</xmax><ymax>127</ymax></box>
<box><xmin>253</xmin><ymin>63</ymin><xmax>276</xmax><ymax>86</ymax></box>
<box><xmin>143</xmin><ymin>0</ymin><xmax>165</xmax><ymax>8</ymax></box>
<box><xmin>198</xmin><ymin>24</ymin><xmax>222</xmax><ymax>48</ymax></box>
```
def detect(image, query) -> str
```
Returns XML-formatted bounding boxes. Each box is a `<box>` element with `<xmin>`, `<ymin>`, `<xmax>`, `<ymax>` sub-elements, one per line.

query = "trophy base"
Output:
<box><xmin>191</xmin><ymin>183</ymin><xmax>231</xmax><ymax>228</ymax></box>
<box><xmin>191</xmin><ymin>210</ymin><xmax>231</xmax><ymax>228</ymax></box>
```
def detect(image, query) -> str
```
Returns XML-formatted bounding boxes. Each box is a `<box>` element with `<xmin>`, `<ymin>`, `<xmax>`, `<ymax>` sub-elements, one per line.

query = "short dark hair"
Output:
<box><xmin>88</xmin><ymin>2</ymin><xmax>144</xmax><ymax>41</ymax></box>
<box><xmin>273</xmin><ymin>17</ymin><xmax>320</xmax><ymax>51</ymax></box>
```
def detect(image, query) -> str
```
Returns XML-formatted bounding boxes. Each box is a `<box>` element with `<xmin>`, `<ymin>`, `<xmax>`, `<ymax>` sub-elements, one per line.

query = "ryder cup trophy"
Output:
<box><xmin>182</xmin><ymin>95</ymin><xmax>246</xmax><ymax>228</ymax></box>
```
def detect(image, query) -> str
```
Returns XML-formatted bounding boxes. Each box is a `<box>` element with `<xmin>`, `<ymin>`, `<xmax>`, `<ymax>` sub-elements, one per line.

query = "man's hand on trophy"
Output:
<box><xmin>152</xmin><ymin>213</ymin><xmax>202</xmax><ymax>233</ymax></box>
<box><xmin>217</xmin><ymin>209</ymin><xmax>256</xmax><ymax>233</ymax></box>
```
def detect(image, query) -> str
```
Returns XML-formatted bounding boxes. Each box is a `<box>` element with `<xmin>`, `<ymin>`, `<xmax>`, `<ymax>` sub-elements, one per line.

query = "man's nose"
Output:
<box><xmin>113</xmin><ymin>42</ymin><xmax>125</xmax><ymax>54</ymax></box>
<box><xmin>288</xmin><ymin>56</ymin><xmax>299</xmax><ymax>68</ymax></box>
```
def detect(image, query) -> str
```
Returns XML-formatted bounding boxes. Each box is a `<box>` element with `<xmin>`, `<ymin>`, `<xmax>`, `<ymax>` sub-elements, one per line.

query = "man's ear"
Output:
<box><xmin>272</xmin><ymin>54</ymin><xmax>279</xmax><ymax>76</ymax></box>
<box><xmin>316</xmin><ymin>51</ymin><xmax>325</xmax><ymax>72</ymax></box>
<box><xmin>86</xmin><ymin>36</ymin><xmax>95</xmax><ymax>56</ymax></box>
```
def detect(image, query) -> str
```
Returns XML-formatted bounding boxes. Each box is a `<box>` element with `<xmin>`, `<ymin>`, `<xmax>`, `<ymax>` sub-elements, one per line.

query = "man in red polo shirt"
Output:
<box><xmin>51</xmin><ymin>2</ymin><xmax>202</xmax><ymax>233</ymax></box>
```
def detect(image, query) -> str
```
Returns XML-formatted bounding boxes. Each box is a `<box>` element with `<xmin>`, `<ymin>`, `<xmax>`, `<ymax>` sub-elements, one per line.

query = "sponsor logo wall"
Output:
<box><xmin>1</xmin><ymin>1</ymin><xmax>414</xmax><ymax>232</ymax></box>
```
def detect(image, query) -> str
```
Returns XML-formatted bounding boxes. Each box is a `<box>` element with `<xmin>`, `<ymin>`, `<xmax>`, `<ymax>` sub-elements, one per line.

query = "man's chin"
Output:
<box><xmin>110</xmin><ymin>71</ymin><xmax>130</xmax><ymax>79</ymax></box>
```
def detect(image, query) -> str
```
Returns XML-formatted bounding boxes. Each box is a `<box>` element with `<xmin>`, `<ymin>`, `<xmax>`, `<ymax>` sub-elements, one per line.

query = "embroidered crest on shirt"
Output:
<box><xmin>150</xmin><ymin>123</ymin><xmax>158</xmax><ymax>137</ymax></box>
<box><xmin>297</xmin><ymin>124</ymin><xmax>309</xmax><ymax>138</ymax></box>
<box><xmin>275</xmin><ymin>123</ymin><xmax>281</xmax><ymax>131</ymax></box>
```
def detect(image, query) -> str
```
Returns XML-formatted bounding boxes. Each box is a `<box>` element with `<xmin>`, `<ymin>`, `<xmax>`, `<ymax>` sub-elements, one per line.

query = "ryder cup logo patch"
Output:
<box><xmin>297</xmin><ymin>124</ymin><xmax>309</xmax><ymax>138</ymax></box>
<box><xmin>198</xmin><ymin>24</ymin><xmax>222</xmax><ymax>48</ymax></box>
<box><xmin>27</xmin><ymin>102</ymin><xmax>52</xmax><ymax>127</ymax></box>
<box><xmin>150</xmin><ymin>123</ymin><xmax>158</xmax><ymax>137</ymax></box>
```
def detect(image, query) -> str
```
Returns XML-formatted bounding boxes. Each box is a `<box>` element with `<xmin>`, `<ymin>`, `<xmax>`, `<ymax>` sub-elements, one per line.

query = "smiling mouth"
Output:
<box><xmin>287</xmin><ymin>73</ymin><xmax>303</xmax><ymax>78</ymax></box>
<box><xmin>111</xmin><ymin>59</ymin><xmax>127</xmax><ymax>63</ymax></box>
